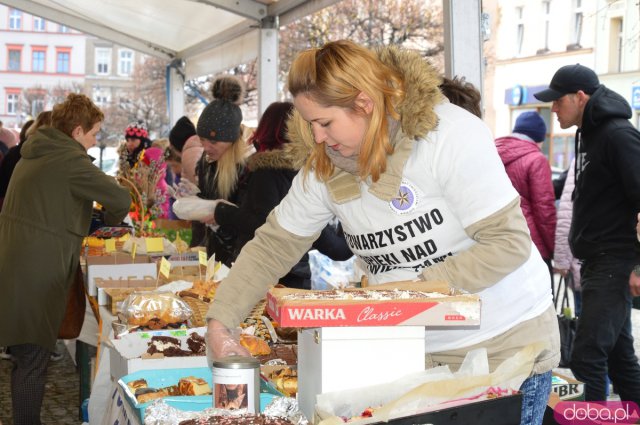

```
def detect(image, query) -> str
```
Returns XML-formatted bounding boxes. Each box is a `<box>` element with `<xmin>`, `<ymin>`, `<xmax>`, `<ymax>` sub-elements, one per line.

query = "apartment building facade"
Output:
<box><xmin>0</xmin><ymin>4</ymin><xmax>146</xmax><ymax>138</ymax></box>
<box><xmin>0</xmin><ymin>4</ymin><xmax>85</xmax><ymax>128</ymax></box>
<box><xmin>84</xmin><ymin>37</ymin><xmax>146</xmax><ymax>110</ymax></box>
<box><xmin>483</xmin><ymin>0</ymin><xmax>640</xmax><ymax>170</ymax></box>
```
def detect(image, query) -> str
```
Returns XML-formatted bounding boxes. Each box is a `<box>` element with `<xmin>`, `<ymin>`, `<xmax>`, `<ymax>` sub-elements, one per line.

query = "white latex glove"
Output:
<box><xmin>206</xmin><ymin>319</ymin><xmax>250</xmax><ymax>365</ymax></box>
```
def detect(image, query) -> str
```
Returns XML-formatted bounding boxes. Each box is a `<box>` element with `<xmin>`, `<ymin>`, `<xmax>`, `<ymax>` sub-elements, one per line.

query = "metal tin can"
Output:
<box><xmin>212</xmin><ymin>355</ymin><xmax>260</xmax><ymax>413</ymax></box>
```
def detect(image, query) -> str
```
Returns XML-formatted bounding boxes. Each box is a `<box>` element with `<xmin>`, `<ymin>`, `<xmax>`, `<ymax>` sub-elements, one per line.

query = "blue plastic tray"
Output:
<box><xmin>119</xmin><ymin>367</ymin><xmax>214</xmax><ymax>422</ymax></box>
<box><xmin>119</xmin><ymin>367</ymin><xmax>283</xmax><ymax>422</ymax></box>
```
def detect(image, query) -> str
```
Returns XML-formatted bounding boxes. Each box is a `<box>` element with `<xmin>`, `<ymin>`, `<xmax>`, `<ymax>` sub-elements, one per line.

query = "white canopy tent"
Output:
<box><xmin>1</xmin><ymin>0</ymin><xmax>482</xmax><ymax>123</ymax></box>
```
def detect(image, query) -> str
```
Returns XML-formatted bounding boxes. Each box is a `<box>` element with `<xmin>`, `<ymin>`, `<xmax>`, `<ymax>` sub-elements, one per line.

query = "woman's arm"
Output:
<box><xmin>421</xmin><ymin>196</ymin><xmax>531</xmax><ymax>292</ymax></box>
<box><xmin>207</xmin><ymin>211</ymin><xmax>320</xmax><ymax>329</ymax></box>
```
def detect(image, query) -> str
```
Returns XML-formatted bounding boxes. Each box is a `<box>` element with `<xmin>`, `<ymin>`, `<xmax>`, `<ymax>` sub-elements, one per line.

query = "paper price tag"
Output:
<box><xmin>199</xmin><ymin>250</ymin><xmax>207</xmax><ymax>267</ymax></box>
<box><xmin>145</xmin><ymin>237</ymin><xmax>164</xmax><ymax>253</ymax></box>
<box><xmin>104</xmin><ymin>238</ymin><xmax>116</xmax><ymax>253</ymax></box>
<box><xmin>118</xmin><ymin>233</ymin><xmax>130</xmax><ymax>242</ymax></box>
<box><xmin>159</xmin><ymin>257</ymin><xmax>171</xmax><ymax>278</ymax></box>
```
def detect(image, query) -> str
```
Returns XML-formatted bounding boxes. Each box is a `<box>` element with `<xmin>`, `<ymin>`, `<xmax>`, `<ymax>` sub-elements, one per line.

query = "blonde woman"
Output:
<box><xmin>206</xmin><ymin>41</ymin><xmax>559</xmax><ymax>425</ymax></box>
<box><xmin>194</xmin><ymin>76</ymin><xmax>248</xmax><ymax>264</ymax></box>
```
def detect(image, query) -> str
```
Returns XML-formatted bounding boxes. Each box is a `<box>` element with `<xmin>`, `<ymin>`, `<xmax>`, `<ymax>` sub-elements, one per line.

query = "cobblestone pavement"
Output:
<box><xmin>0</xmin><ymin>341</ymin><xmax>80</xmax><ymax>425</ymax></box>
<box><xmin>1</xmin><ymin>309</ymin><xmax>639</xmax><ymax>424</ymax></box>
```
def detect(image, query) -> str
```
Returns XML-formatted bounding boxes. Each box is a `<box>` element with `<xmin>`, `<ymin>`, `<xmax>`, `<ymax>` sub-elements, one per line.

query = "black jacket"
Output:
<box><xmin>569</xmin><ymin>85</ymin><xmax>640</xmax><ymax>260</ymax></box>
<box><xmin>0</xmin><ymin>144</ymin><xmax>22</xmax><ymax>211</ymax></box>
<box><xmin>215</xmin><ymin>149</ymin><xmax>352</xmax><ymax>288</ymax></box>
<box><xmin>195</xmin><ymin>155</ymin><xmax>248</xmax><ymax>266</ymax></box>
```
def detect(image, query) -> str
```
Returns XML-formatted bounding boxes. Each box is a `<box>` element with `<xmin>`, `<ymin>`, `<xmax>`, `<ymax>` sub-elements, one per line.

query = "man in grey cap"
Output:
<box><xmin>535</xmin><ymin>64</ymin><xmax>640</xmax><ymax>403</ymax></box>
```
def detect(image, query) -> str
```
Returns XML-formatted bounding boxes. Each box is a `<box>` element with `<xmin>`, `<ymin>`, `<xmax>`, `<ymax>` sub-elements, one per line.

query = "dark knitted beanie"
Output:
<box><xmin>169</xmin><ymin>116</ymin><xmax>196</xmax><ymax>152</ymax></box>
<box><xmin>513</xmin><ymin>111</ymin><xmax>547</xmax><ymax>142</ymax></box>
<box><xmin>196</xmin><ymin>76</ymin><xmax>244</xmax><ymax>143</ymax></box>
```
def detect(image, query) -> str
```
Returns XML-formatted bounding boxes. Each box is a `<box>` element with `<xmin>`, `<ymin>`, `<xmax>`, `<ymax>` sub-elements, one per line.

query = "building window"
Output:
<box><xmin>9</xmin><ymin>9</ymin><xmax>22</xmax><ymax>30</ymax></box>
<box><xmin>32</xmin><ymin>49</ymin><xmax>45</xmax><ymax>72</ymax></box>
<box><xmin>541</xmin><ymin>1</ymin><xmax>550</xmax><ymax>53</ymax></box>
<box><xmin>59</xmin><ymin>24</ymin><xmax>69</xmax><ymax>33</ymax></box>
<box><xmin>93</xmin><ymin>86</ymin><xmax>110</xmax><ymax>106</ymax></box>
<box><xmin>118</xmin><ymin>49</ymin><xmax>133</xmax><ymax>76</ymax></box>
<box><xmin>33</xmin><ymin>17</ymin><xmax>45</xmax><ymax>31</ymax></box>
<box><xmin>96</xmin><ymin>48</ymin><xmax>111</xmax><ymax>75</ymax></box>
<box><xmin>571</xmin><ymin>0</ymin><xmax>583</xmax><ymax>48</ymax></box>
<box><xmin>56</xmin><ymin>50</ymin><xmax>70</xmax><ymax>73</ymax></box>
<box><xmin>31</xmin><ymin>95</ymin><xmax>45</xmax><ymax>117</ymax></box>
<box><xmin>6</xmin><ymin>92</ymin><xmax>19</xmax><ymax>115</ymax></box>
<box><xmin>609</xmin><ymin>17</ymin><xmax>624</xmax><ymax>73</ymax></box>
<box><xmin>8</xmin><ymin>49</ymin><xmax>21</xmax><ymax>71</ymax></box>
<box><xmin>515</xmin><ymin>6</ymin><xmax>524</xmax><ymax>56</ymax></box>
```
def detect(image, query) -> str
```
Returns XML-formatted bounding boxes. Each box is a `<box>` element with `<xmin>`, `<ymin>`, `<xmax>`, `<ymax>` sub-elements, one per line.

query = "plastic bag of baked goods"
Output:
<box><xmin>121</xmin><ymin>291</ymin><xmax>193</xmax><ymax>330</ymax></box>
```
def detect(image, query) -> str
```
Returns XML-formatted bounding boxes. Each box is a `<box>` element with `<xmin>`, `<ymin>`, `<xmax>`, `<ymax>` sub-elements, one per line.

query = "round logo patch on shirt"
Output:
<box><xmin>389</xmin><ymin>180</ymin><xmax>418</xmax><ymax>215</ymax></box>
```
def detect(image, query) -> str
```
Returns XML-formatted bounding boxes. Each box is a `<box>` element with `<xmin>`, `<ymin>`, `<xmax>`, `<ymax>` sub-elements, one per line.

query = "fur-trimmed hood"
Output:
<box><xmin>247</xmin><ymin>149</ymin><xmax>297</xmax><ymax>172</ymax></box>
<box><xmin>286</xmin><ymin>44</ymin><xmax>443</xmax><ymax>167</ymax></box>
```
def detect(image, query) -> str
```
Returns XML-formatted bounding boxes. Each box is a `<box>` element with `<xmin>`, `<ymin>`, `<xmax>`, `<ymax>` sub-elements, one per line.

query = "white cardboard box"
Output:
<box><xmin>108</xmin><ymin>327</ymin><xmax>208</xmax><ymax>380</ymax></box>
<box><xmin>298</xmin><ymin>326</ymin><xmax>425</xmax><ymax>422</ymax></box>
<box><xmin>87</xmin><ymin>262</ymin><xmax>157</xmax><ymax>297</ymax></box>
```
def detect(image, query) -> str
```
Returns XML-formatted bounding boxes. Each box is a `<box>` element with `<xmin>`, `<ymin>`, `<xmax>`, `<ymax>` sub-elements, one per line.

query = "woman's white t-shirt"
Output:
<box><xmin>275</xmin><ymin>102</ymin><xmax>551</xmax><ymax>353</ymax></box>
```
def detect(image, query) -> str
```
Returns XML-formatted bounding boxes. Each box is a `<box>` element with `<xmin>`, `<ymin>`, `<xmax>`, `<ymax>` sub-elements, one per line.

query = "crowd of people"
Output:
<box><xmin>1</xmin><ymin>39</ymin><xmax>640</xmax><ymax>425</ymax></box>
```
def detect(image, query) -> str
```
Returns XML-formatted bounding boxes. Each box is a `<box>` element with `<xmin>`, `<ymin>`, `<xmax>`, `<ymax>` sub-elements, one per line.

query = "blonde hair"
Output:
<box><xmin>213</xmin><ymin>134</ymin><xmax>248</xmax><ymax>199</ymax></box>
<box><xmin>287</xmin><ymin>40</ymin><xmax>404</xmax><ymax>182</ymax></box>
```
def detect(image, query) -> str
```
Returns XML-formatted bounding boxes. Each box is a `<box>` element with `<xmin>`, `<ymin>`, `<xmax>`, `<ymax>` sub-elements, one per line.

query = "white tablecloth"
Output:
<box><xmin>86</xmin><ymin>306</ymin><xmax>121</xmax><ymax>425</ymax></box>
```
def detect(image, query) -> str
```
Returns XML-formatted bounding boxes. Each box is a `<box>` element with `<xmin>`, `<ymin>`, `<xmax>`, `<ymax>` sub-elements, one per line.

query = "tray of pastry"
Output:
<box><xmin>118</xmin><ymin>367</ymin><xmax>213</xmax><ymax>422</ymax></box>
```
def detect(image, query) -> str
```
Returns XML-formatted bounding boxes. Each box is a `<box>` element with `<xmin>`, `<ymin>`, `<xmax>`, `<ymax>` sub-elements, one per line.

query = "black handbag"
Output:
<box><xmin>554</xmin><ymin>273</ymin><xmax>577</xmax><ymax>368</ymax></box>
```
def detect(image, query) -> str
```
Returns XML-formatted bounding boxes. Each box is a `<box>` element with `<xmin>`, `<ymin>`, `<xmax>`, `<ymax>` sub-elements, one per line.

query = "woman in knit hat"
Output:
<box><xmin>118</xmin><ymin>120</ymin><xmax>152</xmax><ymax>172</ymax></box>
<box><xmin>118</xmin><ymin>121</ymin><xmax>170</xmax><ymax>222</ymax></box>
<box><xmin>495</xmin><ymin>111</ymin><xmax>556</xmax><ymax>276</ymax></box>
<box><xmin>193</xmin><ymin>75</ymin><xmax>249</xmax><ymax>263</ymax></box>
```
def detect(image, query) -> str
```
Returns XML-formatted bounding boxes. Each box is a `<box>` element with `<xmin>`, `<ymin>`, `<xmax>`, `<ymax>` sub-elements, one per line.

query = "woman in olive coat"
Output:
<box><xmin>0</xmin><ymin>94</ymin><xmax>131</xmax><ymax>425</ymax></box>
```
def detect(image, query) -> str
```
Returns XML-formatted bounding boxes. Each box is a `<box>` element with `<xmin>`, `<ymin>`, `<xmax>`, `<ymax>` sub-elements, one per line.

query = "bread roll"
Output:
<box><xmin>240</xmin><ymin>334</ymin><xmax>271</xmax><ymax>356</ymax></box>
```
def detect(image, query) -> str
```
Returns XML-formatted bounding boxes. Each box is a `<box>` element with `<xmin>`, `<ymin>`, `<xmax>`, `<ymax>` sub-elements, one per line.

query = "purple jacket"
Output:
<box><xmin>496</xmin><ymin>134</ymin><xmax>557</xmax><ymax>259</ymax></box>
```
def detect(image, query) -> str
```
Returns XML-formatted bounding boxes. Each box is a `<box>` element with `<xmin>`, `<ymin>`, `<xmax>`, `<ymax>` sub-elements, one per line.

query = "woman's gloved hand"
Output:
<box><xmin>168</xmin><ymin>179</ymin><xmax>201</xmax><ymax>199</ymax></box>
<box><xmin>205</xmin><ymin>319</ymin><xmax>250</xmax><ymax>364</ymax></box>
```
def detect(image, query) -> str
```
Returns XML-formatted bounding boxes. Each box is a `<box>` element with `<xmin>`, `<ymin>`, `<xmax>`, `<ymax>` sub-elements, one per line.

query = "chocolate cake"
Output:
<box><xmin>178</xmin><ymin>414</ymin><xmax>294</xmax><ymax>425</ymax></box>
<box><xmin>146</xmin><ymin>335</ymin><xmax>192</xmax><ymax>357</ymax></box>
<box><xmin>257</xmin><ymin>344</ymin><xmax>297</xmax><ymax>365</ymax></box>
<box><xmin>186</xmin><ymin>332</ymin><xmax>206</xmax><ymax>355</ymax></box>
